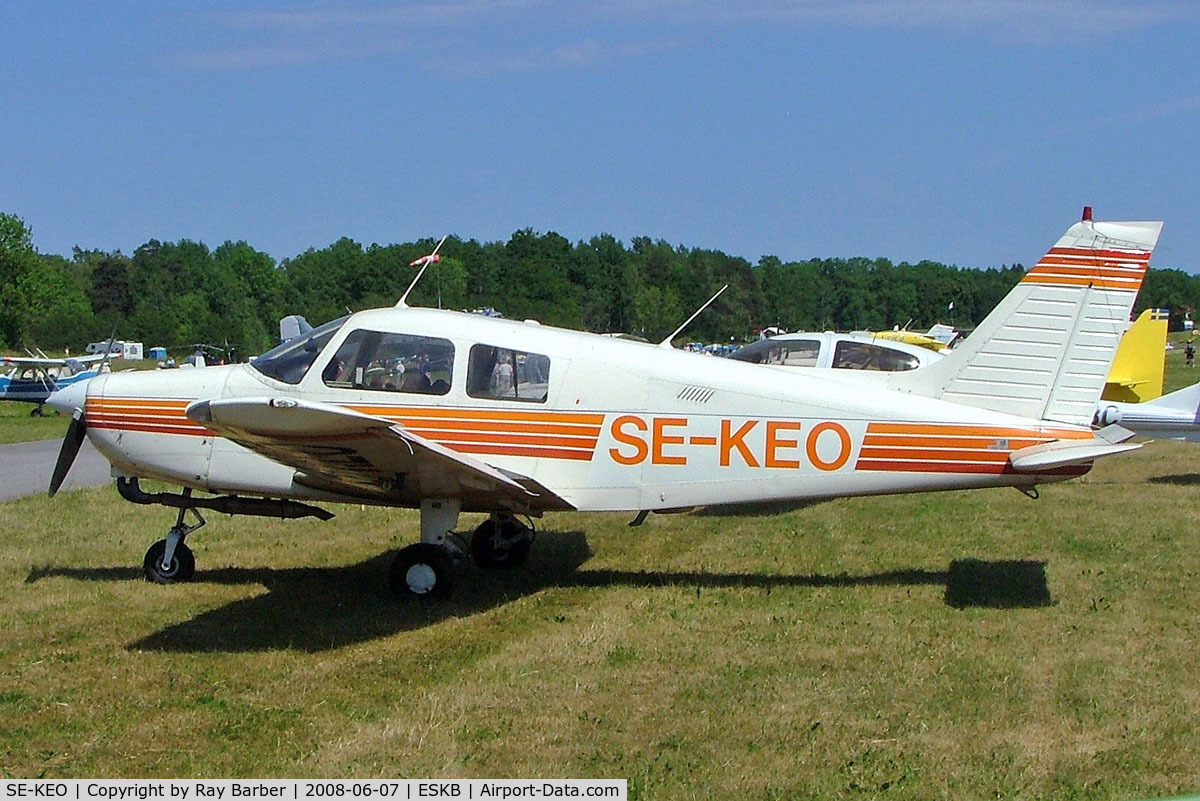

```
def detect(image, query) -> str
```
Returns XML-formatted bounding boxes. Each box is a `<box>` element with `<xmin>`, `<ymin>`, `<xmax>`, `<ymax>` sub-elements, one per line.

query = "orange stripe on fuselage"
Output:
<box><xmin>86</xmin><ymin>397</ymin><xmax>603</xmax><ymax>462</ymax></box>
<box><xmin>861</xmin><ymin>433</ymin><xmax>1048</xmax><ymax>450</ymax></box>
<box><xmin>346</xmin><ymin>405</ymin><xmax>605</xmax><ymax>426</ymax></box>
<box><xmin>407</xmin><ymin>428</ymin><xmax>598</xmax><ymax>450</ymax></box>
<box><xmin>86</xmin><ymin>398</ymin><xmax>210</xmax><ymax>435</ymax></box>
<box><xmin>397</xmin><ymin>418</ymin><xmax>602</xmax><ymax>437</ymax></box>
<box><xmin>856</xmin><ymin>421</ymin><xmax>1093</xmax><ymax>476</ymax></box>
<box><xmin>858</xmin><ymin>447</ymin><xmax>1012</xmax><ymax>463</ymax></box>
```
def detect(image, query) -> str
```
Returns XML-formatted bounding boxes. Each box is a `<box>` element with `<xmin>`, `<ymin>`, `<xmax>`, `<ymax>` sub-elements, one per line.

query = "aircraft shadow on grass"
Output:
<box><xmin>26</xmin><ymin>532</ymin><xmax>1052</xmax><ymax>653</ymax></box>
<box><xmin>1147</xmin><ymin>473</ymin><xmax>1200</xmax><ymax>486</ymax></box>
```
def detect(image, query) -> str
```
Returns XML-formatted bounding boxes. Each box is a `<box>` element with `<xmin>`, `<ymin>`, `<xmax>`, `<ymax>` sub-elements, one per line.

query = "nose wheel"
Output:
<box><xmin>142</xmin><ymin>503</ymin><xmax>205</xmax><ymax>584</ymax></box>
<box><xmin>143</xmin><ymin>539</ymin><xmax>195</xmax><ymax>583</ymax></box>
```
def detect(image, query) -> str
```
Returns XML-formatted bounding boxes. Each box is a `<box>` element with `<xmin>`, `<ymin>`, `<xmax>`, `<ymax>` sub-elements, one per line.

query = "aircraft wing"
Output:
<box><xmin>0</xmin><ymin>354</ymin><xmax>104</xmax><ymax>368</ymax></box>
<box><xmin>1</xmin><ymin>355</ymin><xmax>69</xmax><ymax>367</ymax></box>
<box><xmin>185</xmin><ymin>397</ymin><xmax>574</xmax><ymax>513</ymax></box>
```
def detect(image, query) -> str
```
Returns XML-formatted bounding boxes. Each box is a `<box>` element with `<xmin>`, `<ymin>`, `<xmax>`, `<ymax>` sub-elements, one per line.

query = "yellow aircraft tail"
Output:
<box><xmin>1102</xmin><ymin>308</ymin><xmax>1168</xmax><ymax>403</ymax></box>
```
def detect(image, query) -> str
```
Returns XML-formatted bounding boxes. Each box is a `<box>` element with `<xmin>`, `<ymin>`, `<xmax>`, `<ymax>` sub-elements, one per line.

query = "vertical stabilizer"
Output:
<box><xmin>1102</xmin><ymin>307</ymin><xmax>1168</xmax><ymax>403</ymax></box>
<box><xmin>888</xmin><ymin>212</ymin><xmax>1163</xmax><ymax>425</ymax></box>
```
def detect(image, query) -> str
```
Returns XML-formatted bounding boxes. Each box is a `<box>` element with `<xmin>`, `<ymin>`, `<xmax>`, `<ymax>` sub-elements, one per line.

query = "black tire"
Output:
<box><xmin>470</xmin><ymin>518</ymin><xmax>533</xmax><ymax>570</ymax></box>
<box><xmin>388</xmin><ymin>543</ymin><xmax>455</xmax><ymax>600</ymax></box>
<box><xmin>143</xmin><ymin>539</ymin><xmax>196</xmax><ymax>584</ymax></box>
<box><xmin>30</xmin><ymin>407</ymin><xmax>43</xmax><ymax>418</ymax></box>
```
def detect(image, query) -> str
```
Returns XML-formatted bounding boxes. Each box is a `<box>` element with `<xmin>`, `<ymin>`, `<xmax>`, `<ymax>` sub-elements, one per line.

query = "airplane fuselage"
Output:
<box><xmin>78</xmin><ymin>306</ymin><xmax>1092</xmax><ymax>514</ymax></box>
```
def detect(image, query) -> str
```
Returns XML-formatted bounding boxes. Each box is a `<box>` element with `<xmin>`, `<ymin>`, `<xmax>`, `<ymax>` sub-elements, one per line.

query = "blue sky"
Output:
<box><xmin>3</xmin><ymin>1</ymin><xmax>1198</xmax><ymax>272</ymax></box>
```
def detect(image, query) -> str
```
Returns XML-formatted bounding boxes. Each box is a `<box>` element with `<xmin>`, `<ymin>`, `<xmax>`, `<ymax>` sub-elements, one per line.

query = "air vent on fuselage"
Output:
<box><xmin>678</xmin><ymin>385</ymin><xmax>715</xmax><ymax>404</ymax></box>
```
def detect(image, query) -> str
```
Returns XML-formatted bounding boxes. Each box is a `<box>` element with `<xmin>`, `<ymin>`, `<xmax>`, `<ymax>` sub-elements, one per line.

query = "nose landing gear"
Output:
<box><xmin>143</xmin><ymin>504</ymin><xmax>205</xmax><ymax>584</ymax></box>
<box><xmin>117</xmin><ymin>476</ymin><xmax>333</xmax><ymax>586</ymax></box>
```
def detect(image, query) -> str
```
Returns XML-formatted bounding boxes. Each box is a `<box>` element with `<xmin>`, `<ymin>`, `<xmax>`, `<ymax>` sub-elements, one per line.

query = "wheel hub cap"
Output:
<box><xmin>406</xmin><ymin>563</ymin><xmax>437</xmax><ymax>594</ymax></box>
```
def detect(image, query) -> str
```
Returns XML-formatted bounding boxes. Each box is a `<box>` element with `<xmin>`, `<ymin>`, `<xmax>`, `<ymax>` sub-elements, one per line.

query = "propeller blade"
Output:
<box><xmin>48</xmin><ymin>408</ymin><xmax>87</xmax><ymax>497</ymax></box>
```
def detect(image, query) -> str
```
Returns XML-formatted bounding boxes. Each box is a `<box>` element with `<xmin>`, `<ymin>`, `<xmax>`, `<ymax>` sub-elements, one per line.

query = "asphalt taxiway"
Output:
<box><xmin>0</xmin><ymin>438</ymin><xmax>112</xmax><ymax>501</ymax></box>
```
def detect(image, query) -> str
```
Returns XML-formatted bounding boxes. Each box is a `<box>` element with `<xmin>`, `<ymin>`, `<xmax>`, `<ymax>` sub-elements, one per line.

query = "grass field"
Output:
<box><xmin>2</xmin><ymin>348</ymin><xmax>1199</xmax><ymax>797</ymax></box>
<box><xmin>0</xmin><ymin>401</ymin><xmax>68</xmax><ymax>444</ymax></box>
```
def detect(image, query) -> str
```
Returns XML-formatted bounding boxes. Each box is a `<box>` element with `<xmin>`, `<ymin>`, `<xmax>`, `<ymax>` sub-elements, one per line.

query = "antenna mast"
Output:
<box><xmin>397</xmin><ymin>235</ymin><xmax>449</xmax><ymax>308</ymax></box>
<box><xmin>658</xmin><ymin>285</ymin><xmax>729</xmax><ymax>348</ymax></box>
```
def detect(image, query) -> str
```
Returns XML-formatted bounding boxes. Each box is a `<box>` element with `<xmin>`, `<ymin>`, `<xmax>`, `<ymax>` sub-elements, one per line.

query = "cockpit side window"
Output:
<box><xmin>251</xmin><ymin>315</ymin><xmax>349</xmax><ymax>385</ymax></box>
<box><xmin>731</xmin><ymin>339</ymin><xmax>820</xmax><ymax>366</ymax></box>
<box><xmin>323</xmin><ymin>330</ymin><xmax>453</xmax><ymax>395</ymax></box>
<box><xmin>467</xmin><ymin>344</ymin><xmax>550</xmax><ymax>402</ymax></box>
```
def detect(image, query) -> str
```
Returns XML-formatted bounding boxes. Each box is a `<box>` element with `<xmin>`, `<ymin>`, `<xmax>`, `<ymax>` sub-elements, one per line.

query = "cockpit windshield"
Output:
<box><xmin>250</xmin><ymin>315</ymin><xmax>349</xmax><ymax>384</ymax></box>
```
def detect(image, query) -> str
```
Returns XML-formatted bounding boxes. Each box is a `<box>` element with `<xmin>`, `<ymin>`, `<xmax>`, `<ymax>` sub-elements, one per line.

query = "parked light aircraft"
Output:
<box><xmin>871</xmin><ymin>323</ymin><xmax>961</xmax><ymax>352</ymax></box>
<box><xmin>731</xmin><ymin>331</ymin><xmax>944</xmax><ymax>372</ymax></box>
<box><xmin>1093</xmin><ymin>308</ymin><xmax>1200</xmax><ymax>441</ymax></box>
<box><xmin>46</xmin><ymin>212</ymin><xmax>1162</xmax><ymax>600</ymax></box>
<box><xmin>0</xmin><ymin>352</ymin><xmax>109</xmax><ymax>415</ymax></box>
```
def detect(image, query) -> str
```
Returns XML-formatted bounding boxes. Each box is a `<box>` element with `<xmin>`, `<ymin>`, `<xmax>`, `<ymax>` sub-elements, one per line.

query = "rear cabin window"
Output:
<box><xmin>323</xmin><ymin>330</ymin><xmax>454</xmax><ymax>395</ymax></box>
<box><xmin>467</xmin><ymin>345</ymin><xmax>550</xmax><ymax>402</ymax></box>
<box><xmin>832</xmin><ymin>341</ymin><xmax>920</xmax><ymax>372</ymax></box>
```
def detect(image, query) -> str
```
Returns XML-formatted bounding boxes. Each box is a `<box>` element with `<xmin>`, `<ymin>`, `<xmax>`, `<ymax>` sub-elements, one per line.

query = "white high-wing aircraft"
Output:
<box><xmin>0</xmin><ymin>352</ymin><xmax>109</xmax><ymax>415</ymax></box>
<box><xmin>46</xmin><ymin>213</ymin><xmax>1161</xmax><ymax>601</ymax></box>
<box><xmin>1095</xmin><ymin>383</ymin><xmax>1200</xmax><ymax>441</ymax></box>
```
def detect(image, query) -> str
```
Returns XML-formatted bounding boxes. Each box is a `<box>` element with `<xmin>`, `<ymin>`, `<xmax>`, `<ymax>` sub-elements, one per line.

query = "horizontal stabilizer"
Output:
<box><xmin>1008</xmin><ymin>433</ymin><xmax>1141</xmax><ymax>472</ymax></box>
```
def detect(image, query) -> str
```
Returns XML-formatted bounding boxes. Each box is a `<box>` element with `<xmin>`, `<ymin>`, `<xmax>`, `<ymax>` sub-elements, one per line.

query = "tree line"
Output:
<box><xmin>2</xmin><ymin>212</ymin><xmax>1197</xmax><ymax>356</ymax></box>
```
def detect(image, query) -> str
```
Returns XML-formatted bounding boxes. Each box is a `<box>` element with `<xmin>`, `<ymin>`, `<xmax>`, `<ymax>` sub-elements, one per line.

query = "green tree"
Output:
<box><xmin>0</xmin><ymin>213</ymin><xmax>41</xmax><ymax>347</ymax></box>
<box><xmin>20</xmin><ymin>255</ymin><xmax>96</xmax><ymax>349</ymax></box>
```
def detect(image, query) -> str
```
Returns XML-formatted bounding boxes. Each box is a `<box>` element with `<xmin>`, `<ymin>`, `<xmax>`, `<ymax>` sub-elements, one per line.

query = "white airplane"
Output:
<box><xmin>1095</xmin><ymin>383</ymin><xmax>1200</xmax><ymax>442</ymax></box>
<box><xmin>730</xmin><ymin>331</ymin><xmax>943</xmax><ymax>372</ymax></box>
<box><xmin>45</xmin><ymin>212</ymin><xmax>1161</xmax><ymax>601</ymax></box>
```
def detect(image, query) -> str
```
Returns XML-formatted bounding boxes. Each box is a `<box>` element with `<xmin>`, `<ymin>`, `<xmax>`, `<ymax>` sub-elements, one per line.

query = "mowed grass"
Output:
<box><xmin>0</xmin><ymin>347</ymin><xmax>1198</xmax><ymax>796</ymax></box>
<box><xmin>0</xmin><ymin>401</ymin><xmax>68</xmax><ymax>444</ymax></box>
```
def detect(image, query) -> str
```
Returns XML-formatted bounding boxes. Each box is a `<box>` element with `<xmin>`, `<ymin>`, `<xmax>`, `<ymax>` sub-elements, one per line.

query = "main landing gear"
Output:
<box><xmin>386</xmin><ymin>501</ymin><xmax>536</xmax><ymax>601</ymax></box>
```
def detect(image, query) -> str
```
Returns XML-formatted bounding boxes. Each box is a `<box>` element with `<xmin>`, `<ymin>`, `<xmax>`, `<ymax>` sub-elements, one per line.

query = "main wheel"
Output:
<box><xmin>388</xmin><ymin>543</ymin><xmax>455</xmax><ymax>600</ymax></box>
<box><xmin>143</xmin><ymin>539</ymin><xmax>196</xmax><ymax>584</ymax></box>
<box><xmin>30</xmin><ymin>407</ymin><xmax>43</xmax><ymax>418</ymax></box>
<box><xmin>470</xmin><ymin>518</ymin><xmax>533</xmax><ymax>569</ymax></box>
